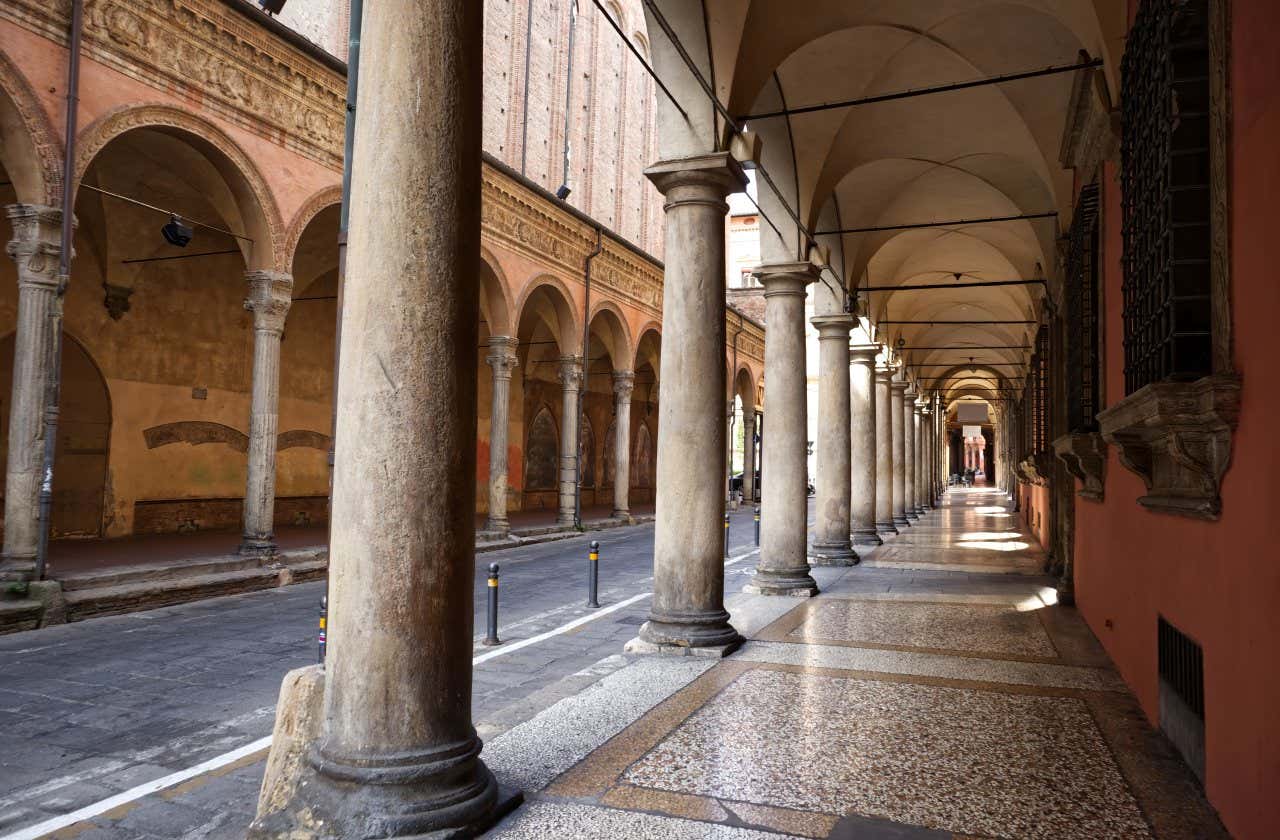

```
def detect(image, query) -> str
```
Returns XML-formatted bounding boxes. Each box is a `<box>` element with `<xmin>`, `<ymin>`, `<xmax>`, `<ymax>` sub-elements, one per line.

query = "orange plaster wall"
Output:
<box><xmin>1018</xmin><ymin>481</ymin><xmax>1049</xmax><ymax>550</ymax></box>
<box><xmin>1073</xmin><ymin>4</ymin><xmax>1280</xmax><ymax>835</ymax></box>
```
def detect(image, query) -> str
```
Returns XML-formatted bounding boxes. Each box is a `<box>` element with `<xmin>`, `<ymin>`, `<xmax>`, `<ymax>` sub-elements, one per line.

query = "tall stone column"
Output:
<box><xmin>849</xmin><ymin>345</ymin><xmax>880</xmax><ymax>546</ymax></box>
<box><xmin>742</xmin><ymin>411</ymin><xmax>757</xmax><ymax>503</ymax></box>
<box><xmin>240</xmin><ymin>271</ymin><xmax>293</xmax><ymax>557</ymax></box>
<box><xmin>874</xmin><ymin>364</ymin><xmax>897</xmax><ymax>536</ymax></box>
<box><xmin>557</xmin><ymin>355</ymin><xmax>584</xmax><ymax>527</ymax></box>
<box><xmin>913</xmin><ymin>401</ymin><xmax>926</xmax><ymax>514</ymax></box>
<box><xmin>248</xmin><ymin>1</ymin><xmax>510</xmax><ymax>835</ymax></box>
<box><xmin>634</xmin><ymin>152</ymin><xmax>746</xmax><ymax>654</ymax></box>
<box><xmin>890</xmin><ymin>376</ymin><xmax>910</xmax><ymax>528</ymax></box>
<box><xmin>809</xmin><ymin>315</ymin><xmax>855</xmax><ymax>565</ymax></box>
<box><xmin>902</xmin><ymin>383</ymin><xmax>918</xmax><ymax>522</ymax></box>
<box><xmin>747</xmin><ymin>263</ymin><xmax>819</xmax><ymax>596</ymax></box>
<box><xmin>484</xmin><ymin>336</ymin><xmax>518</xmax><ymax>534</ymax></box>
<box><xmin>724</xmin><ymin>398</ymin><xmax>736</xmax><ymax>504</ymax></box>
<box><xmin>1</xmin><ymin>205</ymin><xmax>64</xmax><ymax>581</ymax></box>
<box><xmin>611</xmin><ymin>370</ymin><xmax>634</xmax><ymax>520</ymax></box>
<box><xmin>920</xmin><ymin>405</ymin><xmax>932</xmax><ymax>510</ymax></box>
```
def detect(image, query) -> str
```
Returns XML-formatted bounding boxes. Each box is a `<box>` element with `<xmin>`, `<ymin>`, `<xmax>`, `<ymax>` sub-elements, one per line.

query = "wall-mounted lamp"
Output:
<box><xmin>161</xmin><ymin>215</ymin><xmax>193</xmax><ymax>248</ymax></box>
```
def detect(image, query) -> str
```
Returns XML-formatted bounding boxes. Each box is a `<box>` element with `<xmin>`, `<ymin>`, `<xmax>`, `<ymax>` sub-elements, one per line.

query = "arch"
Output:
<box><xmin>514</xmin><ymin>273</ymin><xmax>581</xmax><ymax>354</ymax></box>
<box><xmin>0</xmin><ymin>332</ymin><xmax>111</xmax><ymax>537</ymax></box>
<box><xmin>523</xmin><ymin>404</ymin><xmax>559</xmax><ymax>492</ymax></box>
<box><xmin>479</xmin><ymin>246</ymin><xmax>515</xmax><ymax>336</ymax></box>
<box><xmin>73</xmin><ymin>104</ymin><xmax>284</xmax><ymax>270</ymax></box>
<box><xmin>282</xmin><ymin>184</ymin><xmax>342</xmax><ymax>269</ymax></box>
<box><xmin>633</xmin><ymin>322</ymin><xmax>662</xmax><ymax>374</ymax></box>
<box><xmin>586</xmin><ymin>299</ymin><xmax>633</xmax><ymax>371</ymax></box>
<box><xmin>0</xmin><ymin>51</ymin><xmax>62</xmax><ymax>205</ymax></box>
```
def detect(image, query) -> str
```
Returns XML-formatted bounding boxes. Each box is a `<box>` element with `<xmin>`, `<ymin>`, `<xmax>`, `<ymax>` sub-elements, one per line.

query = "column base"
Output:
<box><xmin>851</xmin><ymin>528</ymin><xmax>883</xmax><ymax>546</ymax></box>
<box><xmin>625</xmin><ymin>633</ymin><xmax>742</xmax><ymax>659</ymax></box>
<box><xmin>482</xmin><ymin>519</ymin><xmax>510</xmax><ymax>538</ymax></box>
<box><xmin>904</xmin><ymin>511</ymin><xmax>920</xmax><ymax>522</ymax></box>
<box><xmin>612</xmin><ymin>511</ymin><xmax>633</xmax><ymax>524</ymax></box>
<box><xmin>249</xmin><ymin>667</ymin><xmax>522</xmax><ymax>840</ymax></box>
<box><xmin>876</xmin><ymin>520</ymin><xmax>899</xmax><ymax>536</ymax></box>
<box><xmin>0</xmin><ymin>553</ymin><xmax>36</xmax><ymax>582</ymax></box>
<box><xmin>744</xmin><ymin>568</ymin><xmax>819</xmax><ymax>597</ymax></box>
<box><xmin>637</xmin><ymin>608</ymin><xmax>742</xmax><ymax>651</ymax></box>
<box><xmin>239</xmin><ymin>538</ymin><xmax>278</xmax><ymax>559</ymax></box>
<box><xmin>556</xmin><ymin>514</ymin><xmax>578</xmax><ymax>529</ymax></box>
<box><xmin>809</xmin><ymin>539</ymin><xmax>858</xmax><ymax>566</ymax></box>
<box><xmin>892</xmin><ymin>515</ymin><xmax>911</xmax><ymax>528</ymax></box>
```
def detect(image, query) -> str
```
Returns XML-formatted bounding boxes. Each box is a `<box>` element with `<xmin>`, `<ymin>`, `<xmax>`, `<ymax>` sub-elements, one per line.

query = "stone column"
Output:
<box><xmin>484</xmin><ymin>336</ymin><xmax>518</xmax><ymax>534</ymax></box>
<box><xmin>891</xmin><ymin>376</ymin><xmax>910</xmax><ymax>528</ymax></box>
<box><xmin>240</xmin><ymin>271</ymin><xmax>293</xmax><ymax>557</ymax></box>
<box><xmin>809</xmin><ymin>315</ymin><xmax>855</xmax><ymax>565</ymax></box>
<box><xmin>724</xmin><ymin>398</ymin><xmax>736</xmax><ymax>505</ymax></box>
<box><xmin>849</xmin><ymin>345</ymin><xmax>880</xmax><ymax>546</ymax></box>
<box><xmin>557</xmin><ymin>355</ymin><xmax>584</xmax><ymax>527</ymax></box>
<box><xmin>874</xmin><ymin>364</ymin><xmax>897</xmax><ymax>536</ymax></box>
<box><xmin>920</xmin><ymin>405</ymin><xmax>932</xmax><ymax>510</ymax></box>
<box><xmin>248</xmin><ymin>2</ymin><xmax>510</xmax><ymax>835</ymax></box>
<box><xmin>902</xmin><ymin>384</ymin><xmax>918</xmax><ymax>522</ymax></box>
<box><xmin>634</xmin><ymin>153</ymin><xmax>746</xmax><ymax>654</ymax></box>
<box><xmin>913</xmin><ymin>401</ymin><xmax>926</xmax><ymax>514</ymax></box>
<box><xmin>1</xmin><ymin>205</ymin><xmax>64</xmax><ymax>581</ymax></box>
<box><xmin>611</xmin><ymin>370</ymin><xmax>634</xmax><ymax>521</ymax></box>
<box><xmin>747</xmin><ymin>263</ymin><xmax>820</xmax><ymax>597</ymax></box>
<box><xmin>742</xmin><ymin>411</ymin><xmax>757</xmax><ymax>503</ymax></box>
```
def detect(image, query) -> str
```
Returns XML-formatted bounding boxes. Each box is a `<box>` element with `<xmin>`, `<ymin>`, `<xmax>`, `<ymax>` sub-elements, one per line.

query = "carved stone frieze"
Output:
<box><xmin>1097</xmin><ymin>374</ymin><xmax>1241</xmax><ymax>520</ymax></box>
<box><xmin>1052</xmin><ymin>432</ymin><xmax>1107</xmax><ymax>501</ymax></box>
<box><xmin>1059</xmin><ymin>65</ymin><xmax>1119</xmax><ymax>183</ymax></box>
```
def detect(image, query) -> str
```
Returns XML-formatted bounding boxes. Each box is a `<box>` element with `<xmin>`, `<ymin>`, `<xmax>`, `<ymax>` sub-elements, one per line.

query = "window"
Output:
<box><xmin>1021</xmin><ymin>325</ymin><xmax>1050</xmax><ymax>459</ymax></box>
<box><xmin>1066</xmin><ymin>183</ymin><xmax>1101</xmax><ymax>432</ymax></box>
<box><xmin>1120</xmin><ymin>0</ymin><xmax>1212</xmax><ymax>394</ymax></box>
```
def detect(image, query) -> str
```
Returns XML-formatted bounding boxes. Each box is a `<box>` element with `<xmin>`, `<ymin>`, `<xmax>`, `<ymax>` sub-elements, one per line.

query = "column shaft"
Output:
<box><xmin>891</xmin><ymin>378</ymin><xmax>909</xmax><ymax>527</ymax></box>
<box><xmin>849</xmin><ymin>345</ymin><xmax>880</xmax><ymax>545</ymax></box>
<box><xmin>748</xmin><ymin>263</ymin><xmax>819</xmax><ymax>596</ymax></box>
<box><xmin>611</xmin><ymin>370</ymin><xmax>634</xmax><ymax>520</ymax></box>
<box><xmin>742</xmin><ymin>413</ymin><xmax>756</xmax><ymax>504</ymax></box>
<box><xmin>556</xmin><ymin>356</ymin><xmax>583</xmax><ymax>527</ymax></box>
<box><xmin>484</xmin><ymin>337</ymin><xmax>518</xmax><ymax>534</ymax></box>
<box><xmin>810</xmin><ymin>316</ymin><xmax>855</xmax><ymax>564</ymax></box>
<box><xmin>241</xmin><ymin>271</ymin><xmax>293</xmax><ymax>556</ymax></box>
<box><xmin>263</xmin><ymin>1</ymin><xmax>506</xmax><ymax>834</ymax></box>
<box><xmin>636</xmin><ymin>153</ymin><xmax>745</xmax><ymax>652</ymax></box>
<box><xmin>902</xmin><ymin>387</ymin><xmax>918</xmax><ymax>522</ymax></box>
<box><xmin>874</xmin><ymin>366</ymin><xmax>897</xmax><ymax>535</ymax></box>
<box><xmin>1</xmin><ymin>205</ymin><xmax>63</xmax><ymax>581</ymax></box>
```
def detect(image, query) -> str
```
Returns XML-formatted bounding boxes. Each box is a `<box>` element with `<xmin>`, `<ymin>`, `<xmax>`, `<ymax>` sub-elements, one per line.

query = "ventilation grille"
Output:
<box><xmin>1158</xmin><ymin>615</ymin><xmax>1204</xmax><ymax>720</ymax></box>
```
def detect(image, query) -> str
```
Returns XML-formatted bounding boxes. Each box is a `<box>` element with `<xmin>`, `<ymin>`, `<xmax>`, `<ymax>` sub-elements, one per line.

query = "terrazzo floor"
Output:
<box><xmin>486</xmin><ymin>487</ymin><xmax>1226</xmax><ymax>840</ymax></box>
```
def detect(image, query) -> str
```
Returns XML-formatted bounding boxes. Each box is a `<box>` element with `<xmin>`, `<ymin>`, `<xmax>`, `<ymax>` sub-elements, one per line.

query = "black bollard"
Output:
<box><xmin>483</xmin><ymin>563</ymin><xmax>501</xmax><ymax>646</ymax></box>
<box><xmin>318</xmin><ymin>595</ymin><xmax>327</xmax><ymax>664</ymax></box>
<box><xmin>587</xmin><ymin>541</ymin><xmax>600</xmax><ymax>608</ymax></box>
<box><xmin>724</xmin><ymin>512</ymin><xmax>730</xmax><ymax>558</ymax></box>
<box><xmin>754</xmin><ymin>506</ymin><xmax>761</xmax><ymax>546</ymax></box>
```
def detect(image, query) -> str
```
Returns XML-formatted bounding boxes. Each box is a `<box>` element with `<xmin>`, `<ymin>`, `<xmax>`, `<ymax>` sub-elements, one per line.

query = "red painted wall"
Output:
<box><xmin>1018</xmin><ymin>481</ymin><xmax>1049</xmax><ymax>550</ymax></box>
<box><xmin>1074</xmin><ymin>3</ymin><xmax>1280</xmax><ymax>836</ymax></box>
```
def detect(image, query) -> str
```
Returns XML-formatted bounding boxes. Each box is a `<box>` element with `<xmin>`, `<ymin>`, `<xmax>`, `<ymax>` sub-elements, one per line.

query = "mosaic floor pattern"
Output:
<box><xmin>623</xmin><ymin>667</ymin><xmax>1149</xmax><ymax>839</ymax></box>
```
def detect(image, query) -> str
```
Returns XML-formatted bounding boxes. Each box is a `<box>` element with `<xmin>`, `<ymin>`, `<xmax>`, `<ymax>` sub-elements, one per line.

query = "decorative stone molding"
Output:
<box><xmin>1016</xmin><ymin>454</ymin><xmax>1052</xmax><ymax>487</ymax></box>
<box><xmin>611</xmin><ymin>369</ymin><xmax>635</xmax><ymax>401</ymax></box>
<box><xmin>101</xmin><ymin>282</ymin><xmax>133</xmax><ymax>320</ymax></box>
<box><xmin>2</xmin><ymin>0</ymin><xmax>346</xmax><ymax>171</ymax></box>
<box><xmin>1053</xmin><ymin>432</ymin><xmax>1107</xmax><ymax>501</ymax></box>
<box><xmin>557</xmin><ymin>355</ymin><xmax>584</xmax><ymax>392</ymax></box>
<box><xmin>5</xmin><ymin>205</ymin><xmax>64</xmax><ymax>288</ymax></box>
<box><xmin>0</xmin><ymin>51</ymin><xmax>63</xmax><ymax>205</ymax></box>
<box><xmin>277</xmin><ymin>430</ymin><xmax>331</xmax><ymax>452</ymax></box>
<box><xmin>144</xmin><ymin>421</ymin><xmax>249</xmax><ymax>452</ymax></box>
<box><xmin>243</xmin><ymin>271</ymin><xmax>294</xmax><ymax>334</ymax></box>
<box><xmin>281</xmin><ymin>184</ymin><xmax>343</xmax><ymax>266</ymax></box>
<box><xmin>1097</xmin><ymin>374</ymin><xmax>1242</xmax><ymax>520</ymax></box>
<box><xmin>1059</xmin><ymin>65</ymin><xmax>1119</xmax><ymax>183</ymax></box>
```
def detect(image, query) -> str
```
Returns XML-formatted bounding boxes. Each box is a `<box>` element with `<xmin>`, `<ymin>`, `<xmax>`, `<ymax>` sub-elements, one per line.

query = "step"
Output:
<box><xmin>56</xmin><ymin>546</ymin><xmax>326</xmax><ymax>592</ymax></box>
<box><xmin>0</xmin><ymin>598</ymin><xmax>43</xmax><ymax>634</ymax></box>
<box><xmin>63</xmin><ymin>566</ymin><xmax>286</xmax><ymax>622</ymax></box>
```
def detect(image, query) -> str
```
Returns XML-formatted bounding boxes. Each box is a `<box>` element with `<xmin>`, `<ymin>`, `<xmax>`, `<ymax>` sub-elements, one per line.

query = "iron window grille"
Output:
<box><xmin>1066</xmin><ymin>183</ymin><xmax>1102</xmax><ymax>432</ymax></box>
<box><xmin>1121</xmin><ymin>0</ymin><xmax>1213</xmax><ymax>394</ymax></box>
<box><xmin>1033</xmin><ymin>325</ymin><xmax>1050</xmax><ymax>454</ymax></box>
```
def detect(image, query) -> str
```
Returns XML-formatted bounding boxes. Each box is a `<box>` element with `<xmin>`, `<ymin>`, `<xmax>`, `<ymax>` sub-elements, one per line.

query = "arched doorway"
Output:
<box><xmin>0</xmin><ymin>334</ymin><xmax>111</xmax><ymax>537</ymax></box>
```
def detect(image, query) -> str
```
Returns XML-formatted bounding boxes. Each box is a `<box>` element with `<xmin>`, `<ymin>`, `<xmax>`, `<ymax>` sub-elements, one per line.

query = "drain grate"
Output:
<box><xmin>1158</xmin><ymin>615</ymin><xmax>1205</xmax><ymax>782</ymax></box>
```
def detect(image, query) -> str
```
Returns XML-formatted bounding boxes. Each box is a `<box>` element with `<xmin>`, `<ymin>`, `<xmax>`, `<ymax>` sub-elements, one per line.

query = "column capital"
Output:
<box><xmin>485</xmin><ymin>335</ymin><xmax>519</xmax><ymax>379</ymax></box>
<box><xmin>849</xmin><ymin>343</ymin><xmax>879</xmax><ymax>365</ymax></box>
<box><xmin>6</xmin><ymin>204</ymin><xmax>68</xmax><ymax>290</ymax></box>
<box><xmin>244</xmin><ymin>270</ymin><xmax>293</xmax><ymax>333</ymax></box>
<box><xmin>890</xmin><ymin>378</ymin><xmax>909</xmax><ymax>394</ymax></box>
<box><xmin>810</xmin><ymin>313</ymin><xmax>856</xmax><ymax>340</ymax></box>
<box><xmin>644</xmin><ymin>152</ymin><xmax>748</xmax><ymax>201</ymax></box>
<box><xmin>557</xmin><ymin>354</ymin><xmax>584</xmax><ymax>391</ymax></box>
<box><xmin>874</xmin><ymin>364</ymin><xmax>894</xmax><ymax>384</ymax></box>
<box><xmin>611</xmin><ymin>369</ymin><xmax>635</xmax><ymax>400</ymax></box>
<box><xmin>755</xmin><ymin>261</ymin><xmax>820</xmax><ymax>297</ymax></box>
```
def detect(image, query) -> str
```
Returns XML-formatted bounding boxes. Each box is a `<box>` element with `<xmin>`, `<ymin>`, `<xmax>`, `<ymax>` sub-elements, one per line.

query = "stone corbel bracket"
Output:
<box><xmin>1097</xmin><ymin>374</ymin><xmax>1241</xmax><ymax>520</ymax></box>
<box><xmin>1016</xmin><ymin>455</ymin><xmax>1051</xmax><ymax>487</ymax></box>
<box><xmin>1053</xmin><ymin>432</ymin><xmax>1108</xmax><ymax>501</ymax></box>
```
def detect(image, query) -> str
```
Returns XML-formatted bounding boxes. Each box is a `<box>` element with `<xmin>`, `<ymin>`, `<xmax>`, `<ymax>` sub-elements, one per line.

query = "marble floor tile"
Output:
<box><xmin>788</xmin><ymin>599</ymin><xmax>1057</xmax><ymax>658</ymax></box>
<box><xmin>623</xmin><ymin>668</ymin><xmax>1151</xmax><ymax>839</ymax></box>
<box><xmin>489</xmin><ymin>800</ymin><xmax>800</xmax><ymax>839</ymax></box>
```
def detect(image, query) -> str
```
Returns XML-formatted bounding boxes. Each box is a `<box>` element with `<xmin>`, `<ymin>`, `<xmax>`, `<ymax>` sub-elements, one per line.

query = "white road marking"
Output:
<box><xmin>0</xmin><ymin>548</ymin><xmax>762</xmax><ymax>840</ymax></box>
